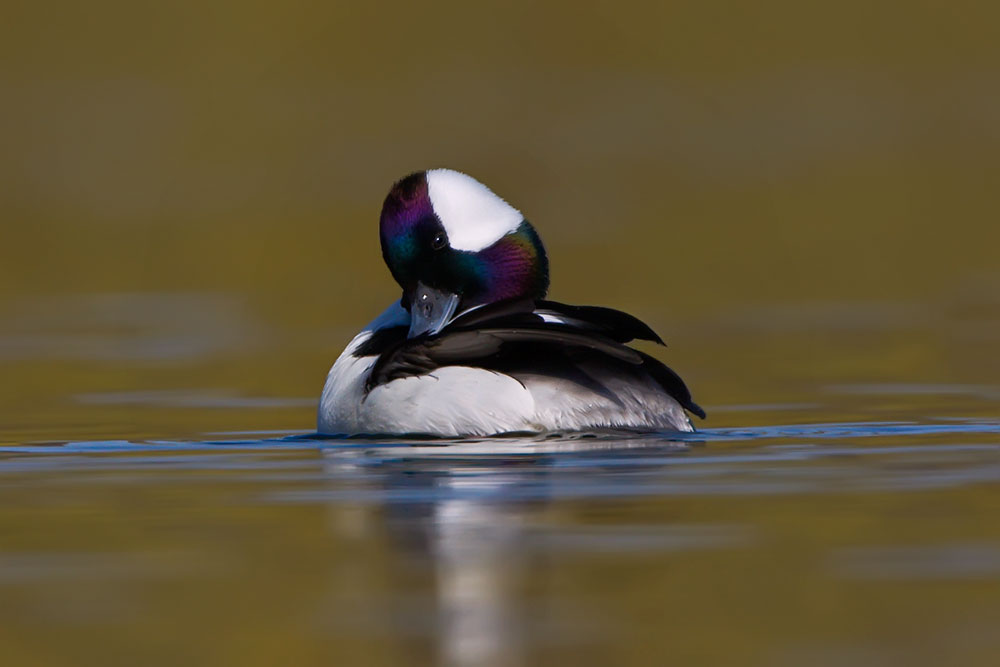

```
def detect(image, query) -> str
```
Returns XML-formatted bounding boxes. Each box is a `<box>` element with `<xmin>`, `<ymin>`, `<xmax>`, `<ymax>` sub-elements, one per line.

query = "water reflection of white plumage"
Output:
<box><xmin>308</xmin><ymin>424</ymin><xmax>1000</xmax><ymax>664</ymax></box>
<box><xmin>432</xmin><ymin>474</ymin><xmax>529</xmax><ymax>666</ymax></box>
<box><xmin>316</xmin><ymin>436</ymin><xmax>732</xmax><ymax>665</ymax></box>
<box><xmin>317</xmin><ymin>436</ymin><xmax>689</xmax><ymax>666</ymax></box>
<box><xmin>320</xmin><ymin>442</ymin><xmax>550</xmax><ymax>666</ymax></box>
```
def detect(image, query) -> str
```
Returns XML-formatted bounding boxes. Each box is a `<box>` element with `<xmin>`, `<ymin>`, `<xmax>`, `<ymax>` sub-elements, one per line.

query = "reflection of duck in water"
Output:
<box><xmin>319</xmin><ymin>169</ymin><xmax>704</xmax><ymax>437</ymax></box>
<box><xmin>320</xmin><ymin>436</ymin><xmax>694</xmax><ymax>665</ymax></box>
<box><xmin>320</xmin><ymin>442</ymin><xmax>569</xmax><ymax>667</ymax></box>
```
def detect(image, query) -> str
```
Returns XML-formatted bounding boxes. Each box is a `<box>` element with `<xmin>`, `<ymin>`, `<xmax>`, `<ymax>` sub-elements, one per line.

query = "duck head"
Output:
<box><xmin>379</xmin><ymin>169</ymin><xmax>549</xmax><ymax>338</ymax></box>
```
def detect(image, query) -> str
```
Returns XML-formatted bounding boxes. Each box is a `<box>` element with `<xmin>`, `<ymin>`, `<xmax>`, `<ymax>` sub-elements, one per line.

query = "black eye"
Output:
<box><xmin>431</xmin><ymin>232</ymin><xmax>448</xmax><ymax>250</ymax></box>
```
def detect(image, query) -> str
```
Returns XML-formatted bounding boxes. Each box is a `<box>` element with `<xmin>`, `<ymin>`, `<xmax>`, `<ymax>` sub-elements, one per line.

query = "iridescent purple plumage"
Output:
<box><xmin>469</xmin><ymin>223</ymin><xmax>549</xmax><ymax>306</ymax></box>
<box><xmin>379</xmin><ymin>173</ymin><xmax>433</xmax><ymax>241</ymax></box>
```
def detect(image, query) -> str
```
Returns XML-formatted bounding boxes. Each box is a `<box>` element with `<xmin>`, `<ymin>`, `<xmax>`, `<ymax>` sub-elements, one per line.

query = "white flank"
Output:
<box><xmin>426</xmin><ymin>169</ymin><xmax>522</xmax><ymax>252</ymax></box>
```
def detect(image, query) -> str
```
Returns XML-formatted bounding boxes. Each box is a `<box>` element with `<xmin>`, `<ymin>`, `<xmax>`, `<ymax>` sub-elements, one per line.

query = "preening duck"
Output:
<box><xmin>318</xmin><ymin>169</ymin><xmax>705</xmax><ymax>437</ymax></box>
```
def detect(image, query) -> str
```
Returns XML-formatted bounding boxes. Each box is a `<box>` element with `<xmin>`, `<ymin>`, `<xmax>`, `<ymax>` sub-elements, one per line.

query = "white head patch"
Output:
<box><xmin>425</xmin><ymin>169</ymin><xmax>523</xmax><ymax>252</ymax></box>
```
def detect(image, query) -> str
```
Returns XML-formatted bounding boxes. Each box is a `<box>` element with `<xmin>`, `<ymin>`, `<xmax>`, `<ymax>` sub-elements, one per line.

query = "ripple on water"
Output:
<box><xmin>1</xmin><ymin>421</ymin><xmax>999</xmax><ymax>504</ymax></box>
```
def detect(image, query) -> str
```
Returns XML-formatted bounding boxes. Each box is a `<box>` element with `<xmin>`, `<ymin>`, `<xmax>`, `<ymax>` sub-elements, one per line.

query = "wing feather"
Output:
<box><xmin>362</xmin><ymin>299</ymin><xmax>703</xmax><ymax>420</ymax></box>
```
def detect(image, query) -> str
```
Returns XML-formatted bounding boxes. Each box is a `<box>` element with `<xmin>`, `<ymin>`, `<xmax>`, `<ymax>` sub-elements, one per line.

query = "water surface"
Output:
<box><xmin>3</xmin><ymin>404</ymin><xmax>1000</xmax><ymax>666</ymax></box>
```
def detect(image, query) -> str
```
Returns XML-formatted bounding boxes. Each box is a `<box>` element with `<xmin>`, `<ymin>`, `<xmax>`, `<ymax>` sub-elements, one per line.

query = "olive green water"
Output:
<box><xmin>3</xmin><ymin>2</ymin><xmax>1000</xmax><ymax>665</ymax></box>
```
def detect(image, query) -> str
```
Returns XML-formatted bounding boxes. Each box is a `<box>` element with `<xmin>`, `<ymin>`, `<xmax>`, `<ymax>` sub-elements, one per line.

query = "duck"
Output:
<box><xmin>318</xmin><ymin>168</ymin><xmax>705</xmax><ymax>437</ymax></box>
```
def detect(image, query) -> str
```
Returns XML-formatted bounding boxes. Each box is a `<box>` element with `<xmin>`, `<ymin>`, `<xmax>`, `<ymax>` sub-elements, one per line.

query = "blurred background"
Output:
<box><xmin>2</xmin><ymin>3</ymin><xmax>1000</xmax><ymax>665</ymax></box>
<box><xmin>2</xmin><ymin>1</ymin><xmax>999</xmax><ymax>440</ymax></box>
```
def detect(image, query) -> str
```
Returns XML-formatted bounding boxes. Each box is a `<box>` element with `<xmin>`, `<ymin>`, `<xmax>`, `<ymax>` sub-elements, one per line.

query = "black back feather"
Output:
<box><xmin>357</xmin><ymin>298</ymin><xmax>704</xmax><ymax>419</ymax></box>
<box><xmin>535</xmin><ymin>300</ymin><xmax>666</xmax><ymax>345</ymax></box>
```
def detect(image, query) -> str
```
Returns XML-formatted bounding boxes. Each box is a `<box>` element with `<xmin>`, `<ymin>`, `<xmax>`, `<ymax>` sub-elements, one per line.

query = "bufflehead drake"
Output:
<box><xmin>318</xmin><ymin>169</ymin><xmax>705</xmax><ymax>437</ymax></box>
